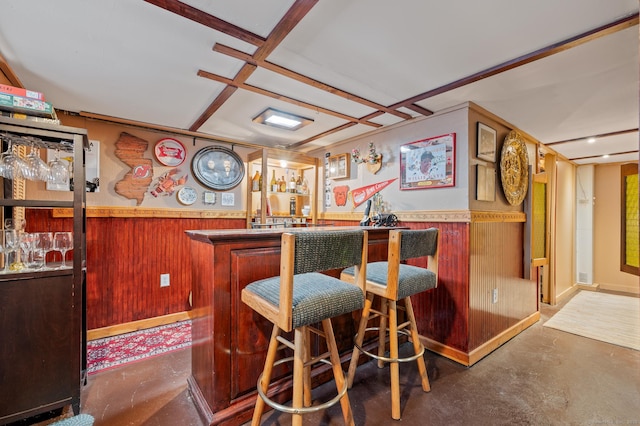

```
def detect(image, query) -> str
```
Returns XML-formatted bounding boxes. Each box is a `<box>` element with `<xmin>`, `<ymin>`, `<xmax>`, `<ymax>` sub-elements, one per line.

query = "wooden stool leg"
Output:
<box><xmin>348</xmin><ymin>292</ymin><xmax>374</xmax><ymax>388</ymax></box>
<box><xmin>323</xmin><ymin>318</ymin><xmax>355</xmax><ymax>426</ymax></box>
<box><xmin>303</xmin><ymin>327</ymin><xmax>312</xmax><ymax>407</ymax></box>
<box><xmin>292</xmin><ymin>328</ymin><xmax>305</xmax><ymax>426</ymax></box>
<box><xmin>377</xmin><ymin>297</ymin><xmax>388</xmax><ymax>368</ymax></box>
<box><xmin>404</xmin><ymin>297</ymin><xmax>430</xmax><ymax>392</ymax></box>
<box><xmin>388</xmin><ymin>300</ymin><xmax>401</xmax><ymax>420</ymax></box>
<box><xmin>252</xmin><ymin>325</ymin><xmax>281</xmax><ymax>426</ymax></box>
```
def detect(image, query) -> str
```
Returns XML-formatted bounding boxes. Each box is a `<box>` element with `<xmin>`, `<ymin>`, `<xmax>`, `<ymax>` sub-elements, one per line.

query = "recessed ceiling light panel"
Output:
<box><xmin>252</xmin><ymin>108</ymin><xmax>313</xmax><ymax>131</ymax></box>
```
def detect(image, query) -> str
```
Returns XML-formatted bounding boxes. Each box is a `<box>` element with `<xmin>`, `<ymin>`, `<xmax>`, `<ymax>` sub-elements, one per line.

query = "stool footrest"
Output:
<box><xmin>257</xmin><ymin>356</ymin><xmax>349</xmax><ymax>415</ymax></box>
<box><xmin>354</xmin><ymin>327</ymin><xmax>425</xmax><ymax>364</ymax></box>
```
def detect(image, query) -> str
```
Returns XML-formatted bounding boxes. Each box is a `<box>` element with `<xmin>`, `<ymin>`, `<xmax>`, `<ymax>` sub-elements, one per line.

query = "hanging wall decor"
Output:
<box><xmin>499</xmin><ymin>130</ymin><xmax>529</xmax><ymax>206</ymax></box>
<box><xmin>400</xmin><ymin>133</ymin><xmax>455</xmax><ymax>190</ymax></box>
<box><xmin>191</xmin><ymin>145</ymin><xmax>244</xmax><ymax>191</ymax></box>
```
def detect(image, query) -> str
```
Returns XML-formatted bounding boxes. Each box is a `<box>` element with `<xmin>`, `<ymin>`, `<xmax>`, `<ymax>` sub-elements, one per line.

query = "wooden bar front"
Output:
<box><xmin>185</xmin><ymin>226</ymin><xmax>393</xmax><ymax>426</ymax></box>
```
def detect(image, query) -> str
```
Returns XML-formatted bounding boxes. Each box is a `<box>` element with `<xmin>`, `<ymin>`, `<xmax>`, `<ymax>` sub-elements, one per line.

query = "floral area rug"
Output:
<box><xmin>86</xmin><ymin>320</ymin><xmax>191</xmax><ymax>374</ymax></box>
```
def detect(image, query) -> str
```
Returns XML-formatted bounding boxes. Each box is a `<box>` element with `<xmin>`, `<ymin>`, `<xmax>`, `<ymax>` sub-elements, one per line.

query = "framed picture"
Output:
<box><xmin>191</xmin><ymin>146</ymin><xmax>245</xmax><ymax>191</ymax></box>
<box><xmin>327</xmin><ymin>153</ymin><xmax>350</xmax><ymax>179</ymax></box>
<box><xmin>400</xmin><ymin>133</ymin><xmax>455</xmax><ymax>190</ymax></box>
<box><xmin>476</xmin><ymin>164</ymin><xmax>496</xmax><ymax>201</ymax></box>
<box><xmin>477</xmin><ymin>122</ymin><xmax>497</xmax><ymax>162</ymax></box>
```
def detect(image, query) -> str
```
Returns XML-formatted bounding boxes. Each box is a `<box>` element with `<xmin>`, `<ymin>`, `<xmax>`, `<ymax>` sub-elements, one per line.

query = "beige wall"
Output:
<box><xmin>594</xmin><ymin>162</ymin><xmax>639</xmax><ymax>294</ymax></box>
<box><xmin>311</xmin><ymin>103</ymin><xmax>472</xmax><ymax>214</ymax></box>
<box><xmin>25</xmin><ymin>113</ymin><xmax>255</xmax><ymax>212</ymax></box>
<box><xmin>554</xmin><ymin>159</ymin><xmax>576</xmax><ymax>298</ymax></box>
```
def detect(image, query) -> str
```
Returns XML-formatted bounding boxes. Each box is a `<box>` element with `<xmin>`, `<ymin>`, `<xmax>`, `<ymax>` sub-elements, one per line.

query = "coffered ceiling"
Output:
<box><xmin>0</xmin><ymin>0</ymin><xmax>637</xmax><ymax>165</ymax></box>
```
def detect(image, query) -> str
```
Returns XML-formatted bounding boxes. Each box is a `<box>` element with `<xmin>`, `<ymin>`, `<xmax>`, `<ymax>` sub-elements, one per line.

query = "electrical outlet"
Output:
<box><xmin>492</xmin><ymin>288</ymin><xmax>498</xmax><ymax>304</ymax></box>
<box><xmin>160</xmin><ymin>274</ymin><xmax>170</xmax><ymax>287</ymax></box>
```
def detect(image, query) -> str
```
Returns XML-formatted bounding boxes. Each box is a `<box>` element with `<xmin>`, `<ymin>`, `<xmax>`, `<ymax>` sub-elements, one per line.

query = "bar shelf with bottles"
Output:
<box><xmin>246</xmin><ymin>148</ymin><xmax>318</xmax><ymax>228</ymax></box>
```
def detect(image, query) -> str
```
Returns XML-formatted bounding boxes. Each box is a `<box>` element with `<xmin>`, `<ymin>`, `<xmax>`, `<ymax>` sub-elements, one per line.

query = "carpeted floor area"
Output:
<box><xmin>543</xmin><ymin>291</ymin><xmax>640</xmax><ymax>350</ymax></box>
<box><xmin>86</xmin><ymin>320</ymin><xmax>192</xmax><ymax>374</ymax></box>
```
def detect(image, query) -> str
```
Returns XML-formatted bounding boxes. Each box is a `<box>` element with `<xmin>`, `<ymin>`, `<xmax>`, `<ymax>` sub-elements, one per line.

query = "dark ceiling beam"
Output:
<box><xmin>403</xmin><ymin>104</ymin><xmax>433</xmax><ymax>116</ymax></box>
<box><xmin>143</xmin><ymin>0</ymin><xmax>266</xmax><ymax>47</ymax></box>
<box><xmin>213</xmin><ymin>43</ymin><xmax>412</xmax><ymax>120</ymax></box>
<box><xmin>189</xmin><ymin>85</ymin><xmax>238</xmax><ymax>132</ymax></box>
<box><xmin>253</xmin><ymin>0</ymin><xmax>318</xmax><ymax>61</ymax></box>
<box><xmin>392</xmin><ymin>13</ymin><xmax>639</xmax><ymax>111</ymax></box>
<box><xmin>184</xmin><ymin>0</ymin><xmax>317</xmax><ymax>131</ymax></box>
<box><xmin>0</xmin><ymin>53</ymin><xmax>23</xmax><ymax>88</ymax></box>
<box><xmin>287</xmin><ymin>122</ymin><xmax>358</xmax><ymax>150</ymax></box>
<box><xmin>197</xmin><ymin>69</ymin><xmax>382</xmax><ymax>127</ymax></box>
<box><xmin>546</xmin><ymin>128</ymin><xmax>638</xmax><ymax>145</ymax></box>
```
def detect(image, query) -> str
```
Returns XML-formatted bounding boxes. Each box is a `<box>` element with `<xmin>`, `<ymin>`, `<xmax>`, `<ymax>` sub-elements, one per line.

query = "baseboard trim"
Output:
<box><xmin>87</xmin><ymin>311</ymin><xmax>193</xmax><ymax>341</ymax></box>
<box><xmin>596</xmin><ymin>282</ymin><xmax>640</xmax><ymax>295</ymax></box>
<box><xmin>420</xmin><ymin>311</ymin><xmax>540</xmax><ymax>367</ymax></box>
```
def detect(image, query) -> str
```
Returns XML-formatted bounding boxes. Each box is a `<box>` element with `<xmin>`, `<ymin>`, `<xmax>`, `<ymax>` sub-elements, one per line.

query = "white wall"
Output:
<box><xmin>575</xmin><ymin>165</ymin><xmax>594</xmax><ymax>284</ymax></box>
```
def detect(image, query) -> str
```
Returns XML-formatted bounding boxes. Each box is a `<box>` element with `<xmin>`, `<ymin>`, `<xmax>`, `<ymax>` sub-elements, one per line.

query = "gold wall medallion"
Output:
<box><xmin>500</xmin><ymin>131</ymin><xmax>529</xmax><ymax>206</ymax></box>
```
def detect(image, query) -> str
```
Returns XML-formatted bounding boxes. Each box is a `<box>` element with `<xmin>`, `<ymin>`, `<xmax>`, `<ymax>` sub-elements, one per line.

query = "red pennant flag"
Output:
<box><xmin>350</xmin><ymin>178</ymin><xmax>397</xmax><ymax>208</ymax></box>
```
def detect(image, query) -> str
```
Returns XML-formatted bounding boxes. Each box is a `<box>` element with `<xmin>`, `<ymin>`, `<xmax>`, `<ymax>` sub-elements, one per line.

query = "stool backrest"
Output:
<box><xmin>386</xmin><ymin>228</ymin><xmax>439</xmax><ymax>298</ymax></box>
<box><xmin>279</xmin><ymin>230</ymin><xmax>368</xmax><ymax>329</ymax></box>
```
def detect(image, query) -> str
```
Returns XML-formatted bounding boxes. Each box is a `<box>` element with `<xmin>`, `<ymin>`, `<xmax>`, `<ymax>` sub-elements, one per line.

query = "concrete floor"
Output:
<box><xmin>20</xmin><ymin>290</ymin><xmax>640</xmax><ymax>425</ymax></box>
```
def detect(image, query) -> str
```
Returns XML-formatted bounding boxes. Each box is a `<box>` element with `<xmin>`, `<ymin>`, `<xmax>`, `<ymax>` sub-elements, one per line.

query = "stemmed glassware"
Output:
<box><xmin>19</xmin><ymin>232</ymin><xmax>36</xmax><ymax>270</ymax></box>
<box><xmin>36</xmin><ymin>232</ymin><xmax>53</xmax><ymax>269</ymax></box>
<box><xmin>48</xmin><ymin>149</ymin><xmax>70</xmax><ymax>186</ymax></box>
<box><xmin>24</xmin><ymin>146</ymin><xmax>50</xmax><ymax>182</ymax></box>
<box><xmin>3</xmin><ymin>230</ymin><xmax>19</xmax><ymax>272</ymax></box>
<box><xmin>5</xmin><ymin>218</ymin><xmax>26</xmax><ymax>233</ymax></box>
<box><xmin>53</xmin><ymin>232</ymin><xmax>73</xmax><ymax>269</ymax></box>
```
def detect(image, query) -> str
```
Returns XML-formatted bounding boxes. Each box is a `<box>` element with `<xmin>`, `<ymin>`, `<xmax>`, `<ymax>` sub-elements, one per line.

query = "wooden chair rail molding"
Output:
<box><xmin>324</xmin><ymin>210</ymin><xmax>525</xmax><ymax>223</ymax></box>
<box><xmin>52</xmin><ymin>206</ymin><xmax>247</xmax><ymax>219</ymax></box>
<box><xmin>53</xmin><ymin>207</ymin><xmax>525</xmax><ymax>222</ymax></box>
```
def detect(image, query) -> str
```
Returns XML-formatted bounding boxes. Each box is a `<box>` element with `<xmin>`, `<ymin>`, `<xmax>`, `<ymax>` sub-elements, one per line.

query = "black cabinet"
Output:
<box><xmin>0</xmin><ymin>116</ymin><xmax>87</xmax><ymax>424</ymax></box>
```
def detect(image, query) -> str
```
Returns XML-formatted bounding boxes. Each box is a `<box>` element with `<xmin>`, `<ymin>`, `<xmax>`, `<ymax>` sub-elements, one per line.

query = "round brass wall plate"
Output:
<box><xmin>500</xmin><ymin>131</ymin><xmax>529</xmax><ymax>206</ymax></box>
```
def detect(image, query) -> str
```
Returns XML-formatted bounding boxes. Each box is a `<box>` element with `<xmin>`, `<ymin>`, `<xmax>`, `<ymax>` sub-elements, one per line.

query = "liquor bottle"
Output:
<box><xmin>270</xmin><ymin>170</ymin><xmax>277</xmax><ymax>192</ymax></box>
<box><xmin>279</xmin><ymin>176</ymin><xmax>287</xmax><ymax>192</ymax></box>
<box><xmin>289</xmin><ymin>175</ymin><xmax>296</xmax><ymax>193</ymax></box>
<box><xmin>252</xmin><ymin>171</ymin><xmax>260</xmax><ymax>192</ymax></box>
<box><xmin>302</xmin><ymin>178</ymin><xmax>309</xmax><ymax>195</ymax></box>
<box><xmin>296</xmin><ymin>175</ymin><xmax>302</xmax><ymax>194</ymax></box>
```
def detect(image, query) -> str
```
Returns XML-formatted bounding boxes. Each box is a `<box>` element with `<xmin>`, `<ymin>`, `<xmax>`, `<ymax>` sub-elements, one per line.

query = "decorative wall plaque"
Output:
<box><xmin>499</xmin><ymin>131</ymin><xmax>529</xmax><ymax>206</ymax></box>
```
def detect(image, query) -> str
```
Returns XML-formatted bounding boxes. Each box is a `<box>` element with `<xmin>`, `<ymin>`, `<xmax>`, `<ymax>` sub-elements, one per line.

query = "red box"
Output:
<box><xmin>0</xmin><ymin>84</ymin><xmax>45</xmax><ymax>101</ymax></box>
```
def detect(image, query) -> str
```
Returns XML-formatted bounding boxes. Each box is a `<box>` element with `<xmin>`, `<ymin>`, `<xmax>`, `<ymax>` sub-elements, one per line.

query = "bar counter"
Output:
<box><xmin>185</xmin><ymin>226</ymin><xmax>397</xmax><ymax>426</ymax></box>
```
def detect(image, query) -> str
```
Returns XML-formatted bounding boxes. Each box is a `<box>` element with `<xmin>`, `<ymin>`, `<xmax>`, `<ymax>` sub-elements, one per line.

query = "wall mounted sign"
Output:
<box><xmin>154</xmin><ymin>138</ymin><xmax>186</xmax><ymax>167</ymax></box>
<box><xmin>400</xmin><ymin>133</ymin><xmax>455</xmax><ymax>190</ymax></box>
<box><xmin>191</xmin><ymin>146</ymin><xmax>244</xmax><ymax>191</ymax></box>
<box><xmin>499</xmin><ymin>130</ymin><xmax>529</xmax><ymax>206</ymax></box>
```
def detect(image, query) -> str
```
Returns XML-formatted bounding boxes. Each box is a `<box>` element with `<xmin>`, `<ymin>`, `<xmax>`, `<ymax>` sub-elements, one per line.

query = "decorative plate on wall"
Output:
<box><xmin>499</xmin><ymin>131</ymin><xmax>529</xmax><ymax>206</ymax></box>
<box><xmin>191</xmin><ymin>146</ymin><xmax>244</xmax><ymax>191</ymax></box>
<box><xmin>177</xmin><ymin>186</ymin><xmax>198</xmax><ymax>205</ymax></box>
<box><xmin>154</xmin><ymin>138</ymin><xmax>186</xmax><ymax>167</ymax></box>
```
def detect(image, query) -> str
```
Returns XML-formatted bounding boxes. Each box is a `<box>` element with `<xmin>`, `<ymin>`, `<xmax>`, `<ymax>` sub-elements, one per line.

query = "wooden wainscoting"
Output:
<box><xmin>26</xmin><ymin>208</ymin><xmax>245</xmax><ymax>329</ymax></box>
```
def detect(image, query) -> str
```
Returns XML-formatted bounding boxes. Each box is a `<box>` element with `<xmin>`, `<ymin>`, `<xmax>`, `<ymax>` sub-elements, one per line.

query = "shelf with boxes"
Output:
<box><xmin>246</xmin><ymin>148</ymin><xmax>318</xmax><ymax>228</ymax></box>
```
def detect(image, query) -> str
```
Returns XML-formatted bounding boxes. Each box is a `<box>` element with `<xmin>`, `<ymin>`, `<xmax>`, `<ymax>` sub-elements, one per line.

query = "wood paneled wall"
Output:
<box><xmin>468</xmin><ymin>221</ymin><xmax>537</xmax><ymax>350</ymax></box>
<box><xmin>26</xmin><ymin>209</ymin><xmax>244</xmax><ymax>329</ymax></box>
<box><xmin>26</xmin><ymin>209</ymin><xmax>537</xmax><ymax>361</ymax></box>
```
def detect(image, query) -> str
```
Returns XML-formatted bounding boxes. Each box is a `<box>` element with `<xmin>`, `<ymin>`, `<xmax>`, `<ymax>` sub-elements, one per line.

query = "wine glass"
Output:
<box><xmin>27</xmin><ymin>233</ymin><xmax>46</xmax><ymax>270</ymax></box>
<box><xmin>35</xmin><ymin>232</ymin><xmax>53</xmax><ymax>269</ymax></box>
<box><xmin>3</xmin><ymin>230</ymin><xmax>19</xmax><ymax>272</ymax></box>
<box><xmin>48</xmin><ymin>149</ymin><xmax>69</xmax><ymax>186</ymax></box>
<box><xmin>25</xmin><ymin>146</ymin><xmax>50</xmax><ymax>182</ymax></box>
<box><xmin>19</xmin><ymin>232</ymin><xmax>36</xmax><ymax>270</ymax></box>
<box><xmin>4</xmin><ymin>218</ymin><xmax>26</xmax><ymax>232</ymax></box>
<box><xmin>53</xmin><ymin>232</ymin><xmax>73</xmax><ymax>269</ymax></box>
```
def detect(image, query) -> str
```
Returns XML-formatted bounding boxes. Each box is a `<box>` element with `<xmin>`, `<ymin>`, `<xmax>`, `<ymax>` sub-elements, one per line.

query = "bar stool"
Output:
<box><xmin>241</xmin><ymin>230</ymin><xmax>368</xmax><ymax>426</ymax></box>
<box><xmin>340</xmin><ymin>228</ymin><xmax>438</xmax><ymax>420</ymax></box>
